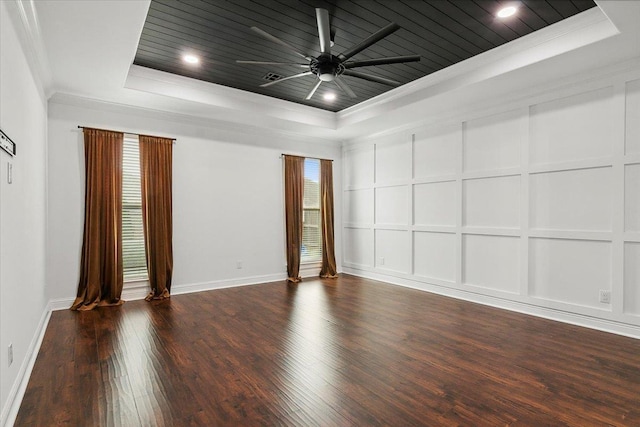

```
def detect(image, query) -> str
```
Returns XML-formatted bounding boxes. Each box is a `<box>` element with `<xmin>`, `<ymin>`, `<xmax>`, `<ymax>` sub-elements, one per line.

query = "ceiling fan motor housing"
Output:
<box><xmin>311</xmin><ymin>54</ymin><xmax>345</xmax><ymax>81</ymax></box>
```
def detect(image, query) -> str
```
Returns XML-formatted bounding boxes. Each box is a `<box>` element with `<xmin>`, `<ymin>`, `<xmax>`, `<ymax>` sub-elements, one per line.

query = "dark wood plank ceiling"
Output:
<box><xmin>134</xmin><ymin>0</ymin><xmax>597</xmax><ymax>112</ymax></box>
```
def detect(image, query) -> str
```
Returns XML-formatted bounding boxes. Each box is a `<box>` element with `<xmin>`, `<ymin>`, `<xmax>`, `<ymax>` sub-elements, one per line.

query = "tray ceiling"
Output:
<box><xmin>134</xmin><ymin>0</ymin><xmax>596</xmax><ymax>112</ymax></box>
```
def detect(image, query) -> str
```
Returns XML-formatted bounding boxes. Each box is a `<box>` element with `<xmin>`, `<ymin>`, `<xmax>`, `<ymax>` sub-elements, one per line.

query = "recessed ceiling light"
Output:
<box><xmin>323</xmin><ymin>93</ymin><xmax>336</xmax><ymax>101</ymax></box>
<box><xmin>183</xmin><ymin>54</ymin><xmax>199</xmax><ymax>64</ymax></box>
<box><xmin>497</xmin><ymin>6</ymin><xmax>517</xmax><ymax>18</ymax></box>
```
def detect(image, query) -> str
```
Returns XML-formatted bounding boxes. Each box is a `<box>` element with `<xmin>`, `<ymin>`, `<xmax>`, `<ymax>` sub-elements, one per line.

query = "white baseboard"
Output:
<box><xmin>171</xmin><ymin>273</ymin><xmax>288</xmax><ymax>296</ymax></box>
<box><xmin>49</xmin><ymin>283</ymin><xmax>163</xmax><ymax>310</ymax></box>
<box><xmin>343</xmin><ymin>267</ymin><xmax>640</xmax><ymax>340</ymax></box>
<box><xmin>169</xmin><ymin>268</ymin><xmax>328</xmax><ymax>296</ymax></box>
<box><xmin>49</xmin><ymin>272</ymin><xmax>302</xmax><ymax>312</ymax></box>
<box><xmin>48</xmin><ymin>297</ymin><xmax>74</xmax><ymax>311</ymax></box>
<box><xmin>1</xmin><ymin>302</ymin><xmax>52</xmax><ymax>427</ymax></box>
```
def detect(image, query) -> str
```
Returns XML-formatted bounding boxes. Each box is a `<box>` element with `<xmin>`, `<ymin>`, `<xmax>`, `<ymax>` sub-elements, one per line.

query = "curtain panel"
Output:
<box><xmin>139</xmin><ymin>135</ymin><xmax>174</xmax><ymax>301</ymax></box>
<box><xmin>284</xmin><ymin>155</ymin><xmax>304</xmax><ymax>282</ymax></box>
<box><xmin>71</xmin><ymin>129</ymin><xmax>124</xmax><ymax>311</ymax></box>
<box><xmin>319</xmin><ymin>159</ymin><xmax>338</xmax><ymax>278</ymax></box>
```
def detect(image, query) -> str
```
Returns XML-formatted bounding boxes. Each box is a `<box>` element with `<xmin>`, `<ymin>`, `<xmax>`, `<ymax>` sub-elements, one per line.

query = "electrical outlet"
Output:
<box><xmin>599</xmin><ymin>290</ymin><xmax>611</xmax><ymax>304</ymax></box>
<box><xmin>379</xmin><ymin>257</ymin><xmax>385</xmax><ymax>266</ymax></box>
<box><xmin>236</xmin><ymin>260</ymin><xmax>243</xmax><ymax>269</ymax></box>
<box><xmin>8</xmin><ymin>343</ymin><xmax>13</xmax><ymax>367</ymax></box>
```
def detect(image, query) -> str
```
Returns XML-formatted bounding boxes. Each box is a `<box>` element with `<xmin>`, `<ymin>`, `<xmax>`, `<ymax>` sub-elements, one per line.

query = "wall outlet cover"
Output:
<box><xmin>599</xmin><ymin>290</ymin><xmax>611</xmax><ymax>304</ymax></box>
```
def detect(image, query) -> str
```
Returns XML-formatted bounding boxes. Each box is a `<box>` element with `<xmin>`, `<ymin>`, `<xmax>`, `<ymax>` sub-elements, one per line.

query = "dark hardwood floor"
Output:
<box><xmin>15</xmin><ymin>275</ymin><xmax>640</xmax><ymax>426</ymax></box>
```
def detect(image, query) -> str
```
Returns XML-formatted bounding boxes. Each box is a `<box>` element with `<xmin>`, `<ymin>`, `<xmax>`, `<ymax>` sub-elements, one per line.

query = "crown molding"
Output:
<box><xmin>343</xmin><ymin>56</ymin><xmax>640</xmax><ymax>146</ymax></box>
<box><xmin>125</xmin><ymin>65</ymin><xmax>337</xmax><ymax>132</ymax></box>
<box><xmin>336</xmin><ymin>7</ymin><xmax>617</xmax><ymax>131</ymax></box>
<box><xmin>49</xmin><ymin>92</ymin><xmax>342</xmax><ymax>148</ymax></box>
<box><xmin>3</xmin><ymin>0</ymin><xmax>53</xmax><ymax>100</ymax></box>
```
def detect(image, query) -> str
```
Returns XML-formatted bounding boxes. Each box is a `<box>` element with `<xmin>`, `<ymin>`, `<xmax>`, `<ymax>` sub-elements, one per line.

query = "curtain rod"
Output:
<box><xmin>281</xmin><ymin>153</ymin><xmax>333</xmax><ymax>162</ymax></box>
<box><xmin>78</xmin><ymin>126</ymin><xmax>176</xmax><ymax>142</ymax></box>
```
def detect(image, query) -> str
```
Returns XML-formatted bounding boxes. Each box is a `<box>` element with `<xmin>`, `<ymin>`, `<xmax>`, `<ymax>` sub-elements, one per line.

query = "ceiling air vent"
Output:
<box><xmin>262</xmin><ymin>72</ymin><xmax>283</xmax><ymax>82</ymax></box>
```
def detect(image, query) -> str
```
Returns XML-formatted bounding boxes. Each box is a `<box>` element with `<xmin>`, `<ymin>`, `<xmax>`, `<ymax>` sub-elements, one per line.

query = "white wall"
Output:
<box><xmin>342</xmin><ymin>61</ymin><xmax>640</xmax><ymax>337</ymax></box>
<box><xmin>0</xmin><ymin>1</ymin><xmax>48</xmax><ymax>424</ymax></box>
<box><xmin>46</xmin><ymin>96</ymin><xmax>342</xmax><ymax>304</ymax></box>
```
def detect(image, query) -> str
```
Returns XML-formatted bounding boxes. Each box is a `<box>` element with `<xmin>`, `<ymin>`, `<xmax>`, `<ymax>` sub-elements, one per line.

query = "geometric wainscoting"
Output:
<box><xmin>343</xmin><ymin>73</ymin><xmax>640</xmax><ymax>331</ymax></box>
<box><xmin>626</xmin><ymin>242</ymin><xmax>640</xmax><ymax>315</ymax></box>
<box><xmin>529</xmin><ymin>237</ymin><xmax>611</xmax><ymax>308</ymax></box>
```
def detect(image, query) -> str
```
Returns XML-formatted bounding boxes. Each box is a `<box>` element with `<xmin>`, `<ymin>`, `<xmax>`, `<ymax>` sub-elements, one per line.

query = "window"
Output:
<box><xmin>122</xmin><ymin>136</ymin><xmax>148</xmax><ymax>281</ymax></box>
<box><xmin>302</xmin><ymin>158</ymin><xmax>322</xmax><ymax>263</ymax></box>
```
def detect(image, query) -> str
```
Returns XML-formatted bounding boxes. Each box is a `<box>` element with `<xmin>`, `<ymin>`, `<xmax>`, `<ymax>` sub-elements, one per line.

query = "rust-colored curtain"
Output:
<box><xmin>139</xmin><ymin>135</ymin><xmax>173</xmax><ymax>301</ymax></box>
<box><xmin>71</xmin><ymin>129</ymin><xmax>124</xmax><ymax>311</ymax></box>
<box><xmin>284</xmin><ymin>155</ymin><xmax>304</xmax><ymax>283</ymax></box>
<box><xmin>319</xmin><ymin>160</ymin><xmax>338</xmax><ymax>278</ymax></box>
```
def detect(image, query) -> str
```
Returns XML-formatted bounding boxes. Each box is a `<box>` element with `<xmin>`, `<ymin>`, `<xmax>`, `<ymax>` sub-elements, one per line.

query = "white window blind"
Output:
<box><xmin>302</xmin><ymin>158</ymin><xmax>322</xmax><ymax>263</ymax></box>
<box><xmin>122</xmin><ymin>136</ymin><xmax>148</xmax><ymax>281</ymax></box>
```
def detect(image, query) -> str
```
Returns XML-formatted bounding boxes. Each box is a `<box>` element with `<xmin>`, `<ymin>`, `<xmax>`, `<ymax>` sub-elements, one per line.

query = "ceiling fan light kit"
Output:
<box><xmin>237</xmin><ymin>7</ymin><xmax>420</xmax><ymax>101</ymax></box>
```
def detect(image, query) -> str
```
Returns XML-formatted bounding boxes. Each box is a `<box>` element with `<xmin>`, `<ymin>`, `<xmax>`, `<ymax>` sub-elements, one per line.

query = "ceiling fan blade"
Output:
<box><xmin>338</xmin><ymin>22</ymin><xmax>400</xmax><ymax>62</ymax></box>
<box><xmin>342</xmin><ymin>70</ymin><xmax>401</xmax><ymax>87</ymax></box>
<box><xmin>236</xmin><ymin>60</ymin><xmax>309</xmax><ymax>68</ymax></box>
<box><xmin>334</xmin><ymin>77</ymin><xmax>357</xmax><ymax>99</ymax></box>
<box><xmin>260</xmin><ymin>71</ymin><xmax>313</xmax><ymax>87</ymax></box>
<box><xmin>305</xmin><ymin>80</ymin><xmax>322</xmax><ymax>100</ymax></box>
<box><xmin>316</xmin><ymin>8</ymin><xmax>331</xmax><ymax>54</ymax></box>
<box><xmin>344</xmin><ymin>55</ymin><xmax>421</xmax><ymax>69</ymax></box>
<box><xmin>250</xmin><ymin>26</ymin><xmax>311</xmax><ymax>61</ymax></box>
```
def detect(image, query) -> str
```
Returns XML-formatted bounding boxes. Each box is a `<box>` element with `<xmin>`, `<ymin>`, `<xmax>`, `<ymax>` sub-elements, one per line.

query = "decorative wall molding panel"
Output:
<box><xmin>342</xmin><ymin>65</ymin><xmax>640</xmax><ymax>336</ymax></box>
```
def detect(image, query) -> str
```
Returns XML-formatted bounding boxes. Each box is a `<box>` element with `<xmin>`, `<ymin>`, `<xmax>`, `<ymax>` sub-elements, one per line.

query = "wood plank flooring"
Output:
<box><xmin>15</xmin><ymin>275</ymin><xmax>640</xmax><ymax>426</ymax></box>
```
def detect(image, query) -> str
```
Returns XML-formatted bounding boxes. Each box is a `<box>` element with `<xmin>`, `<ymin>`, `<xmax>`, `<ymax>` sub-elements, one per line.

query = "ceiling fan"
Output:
<box><xmin>236</xmin><ymin>8</ymin><xmax>420</xmax><ymax>100</ymax></box>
